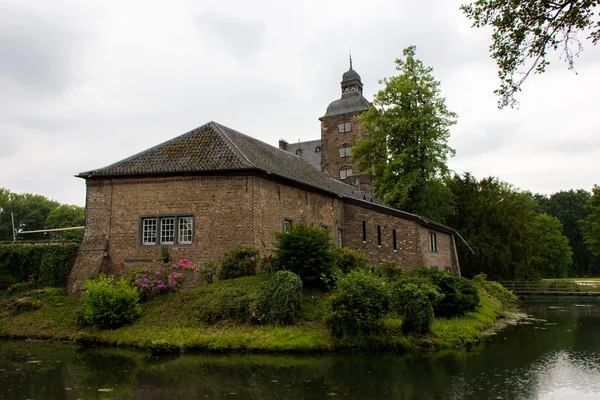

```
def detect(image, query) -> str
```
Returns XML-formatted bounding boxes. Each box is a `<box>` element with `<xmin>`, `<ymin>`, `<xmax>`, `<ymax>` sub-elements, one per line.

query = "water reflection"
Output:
<box><xmin>1</xmin><ymin>300</ymin><xmax>599</xmax><ymax>399</ymax></box>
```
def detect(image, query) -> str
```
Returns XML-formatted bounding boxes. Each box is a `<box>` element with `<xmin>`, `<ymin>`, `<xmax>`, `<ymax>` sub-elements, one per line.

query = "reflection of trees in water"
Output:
<box><xmin>1</xmin><ymin>305</ymin><xmax>600</xmax><ymax>400</ymax></box>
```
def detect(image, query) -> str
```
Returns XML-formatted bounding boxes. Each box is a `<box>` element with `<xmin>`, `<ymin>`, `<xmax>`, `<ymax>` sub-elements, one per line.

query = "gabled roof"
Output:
<box><xmin>78</xmin><ymin>121</ymin><xmax>456</xmax><ymax>235</ymax></box>
<box><xmin>79</xmin><ymin>122</ymin><xmax>364</xmax><ymax>200</ymax></box>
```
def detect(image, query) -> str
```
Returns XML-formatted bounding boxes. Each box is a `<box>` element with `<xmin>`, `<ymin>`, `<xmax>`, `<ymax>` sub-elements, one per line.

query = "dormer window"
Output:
<box><xmin>338</xmin><ymin>122</ymin><xmax>352</xmax><ymax>133</ymax></box>
<box><xmin>315</xmin><ymin>146</ymin><xmax>321</xmax><ymax>153</ymax></box>
<box><xmin>296</xmin><ymin>149</ymin><xmax>302</xmax><ymax>155</ymax></box>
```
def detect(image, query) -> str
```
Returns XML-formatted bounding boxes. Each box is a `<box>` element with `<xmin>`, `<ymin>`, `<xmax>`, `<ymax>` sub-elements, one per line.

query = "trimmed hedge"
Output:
<box><xmin>0</xmin><ymin>243</ymin><xmax>78</xmax><ymax>290</ymax></box>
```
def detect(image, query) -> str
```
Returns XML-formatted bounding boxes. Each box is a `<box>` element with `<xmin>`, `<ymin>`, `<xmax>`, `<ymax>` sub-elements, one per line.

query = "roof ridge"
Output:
<box><xmin>211</xmin><ymin>122</ymin><xmax>257</xmax><ymax>169</ymax></box>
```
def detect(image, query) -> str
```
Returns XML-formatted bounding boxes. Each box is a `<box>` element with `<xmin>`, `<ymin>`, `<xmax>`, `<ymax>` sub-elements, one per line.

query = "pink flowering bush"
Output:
<box><xmin>130</xmin><ymin>259</ymin><xmax>198</xmax><ymax>299</ymax></box>
<box><xmin>218</xmin><ymin>245</ymin><xmax>260</xmax><ymax>280</ymax></box>
<box><xmin>199</xmin><ymin>260</ymin><xmax>218</xmax><ymax>284</ymax></box>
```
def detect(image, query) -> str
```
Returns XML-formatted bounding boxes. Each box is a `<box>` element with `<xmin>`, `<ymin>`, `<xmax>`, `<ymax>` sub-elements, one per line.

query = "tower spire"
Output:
<box><xmin>349</xmin><ymin>49</ymin><xmax>353</xmax><ymax>70</ymax></box>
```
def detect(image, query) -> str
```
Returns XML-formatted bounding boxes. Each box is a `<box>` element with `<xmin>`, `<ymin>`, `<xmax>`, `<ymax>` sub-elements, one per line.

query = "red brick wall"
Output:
<box><xmin>418</xmin><ymin>227</ymin><xmax>458</xmax><ymax>272</ymax></box>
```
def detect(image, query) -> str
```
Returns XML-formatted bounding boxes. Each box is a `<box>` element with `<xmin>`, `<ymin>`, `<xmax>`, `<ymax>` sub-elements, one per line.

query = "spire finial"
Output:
<box><xmin>349</xmin><ymin>48</ymin><xmax>353</xmax><ymax>70</ymax></box>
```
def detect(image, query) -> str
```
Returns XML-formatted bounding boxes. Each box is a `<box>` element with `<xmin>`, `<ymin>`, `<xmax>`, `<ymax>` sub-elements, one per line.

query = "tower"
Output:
<box><xmin>319</xmin><ymin>57</ymin><xmax>372</xmax><ymax>192</ymax></box>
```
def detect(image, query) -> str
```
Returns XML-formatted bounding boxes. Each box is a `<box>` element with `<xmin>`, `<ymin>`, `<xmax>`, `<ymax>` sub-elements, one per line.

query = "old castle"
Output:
<box><xmin>68</xmin><ymin>61</ymin><xmax>460</xmax><ymax>294</ymax></box>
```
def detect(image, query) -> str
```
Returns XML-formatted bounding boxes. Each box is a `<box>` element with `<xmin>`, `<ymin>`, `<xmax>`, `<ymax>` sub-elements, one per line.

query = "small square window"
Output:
<box><xmin>315</xmin><ymin>146</ymin><xmax>321</xmax><ymax>153</ymax></box>
<box><xmin>339</xmin><ymin>167</ymin><xmax>353</xmax><ymax>180</ymax></box>
<box><xmin>338</xmin><ymin>121</ymin><xmax>352</xmax><ymax>133</ymax></box>
<box><xmin>338</xmin><ymin>146</ymin><xmax>352</xmax><ymax>158</ymax></box>
<box><xmin>296</xmin><ymin>149</ymin><xmax>302</xmax><ymax>155</ymax></box>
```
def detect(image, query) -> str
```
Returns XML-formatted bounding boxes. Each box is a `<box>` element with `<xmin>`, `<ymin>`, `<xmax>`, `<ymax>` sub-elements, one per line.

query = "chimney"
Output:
<box><xmin>278</xmin><ymin>139</ymin><xmax>288</xmax><ymax>151</ymax></box>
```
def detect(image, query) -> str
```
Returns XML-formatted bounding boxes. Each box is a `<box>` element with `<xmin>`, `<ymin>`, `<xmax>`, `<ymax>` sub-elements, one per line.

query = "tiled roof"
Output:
<box><xmin>282</xmin><ymin>139</ymin><xmax>322</xmax><ymax>171</ymax></box>
<box><xmin>79</xmin><ymin>122</ymin><xmax>365</xmax><ymax>201</ymax></box>
<box><xmin>78</xmin><ymin>121</ymin><xmax>456</xmax><ymax>234</ymax></box>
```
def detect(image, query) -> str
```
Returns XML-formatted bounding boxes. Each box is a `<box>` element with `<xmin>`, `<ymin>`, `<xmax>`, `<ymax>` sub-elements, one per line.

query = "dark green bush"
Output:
<box><xmin>273</xmin><ymin>223</ymin><xmax>336</xmax><ymax>287</ymax></box>
<box><xmin>259</xmin><ymin>254</ymin><xmax>282</xmax><ymax>274</ymax></box>
<box><xmin>250</xmin><ymin>271</ymin><xmax>303</xmax><ymax>325</ymax></box>
<box><xmin>325</xmin><ymin>270</ymin><xmax>390</xmax><ymax>337</ymax></box>
<box><xmin>408</xmin><ymin>268</ymin><xmax>480</xmax><ymax>318</ymax></box>
<box><xmin>0</xmin><ymin>243</ymin><xmax>78</xmax><ymax>290</ymax></box>
<box><xmin>372</xmin><ymin>261</ymin><xmax>405</xmax><ymax>281</ymax></box>
<box><xmin>79</xmin><ymin>275</ymin><xmax>141</xmax><ymax>329</ymax></box>
<box><xmin>219</xmin><ymin>245</ymin><xmax>260</xmax><ymax>280</ymax></box>
<box><xmin>393</xmin><ymin>282</ymin><xmax>442</xmax><ymax>333</ymax></box>
<box><xmin>332</xmin><ymin>247</ymin><xmax>369</xmax><ymax>274</ymax></box>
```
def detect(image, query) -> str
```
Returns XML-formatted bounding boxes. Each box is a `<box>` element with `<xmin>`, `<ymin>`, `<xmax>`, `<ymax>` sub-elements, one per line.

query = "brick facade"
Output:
<box><xmin>69</xmin><ymin>172</ymin><xmax>459</xmax><ymax>293</ymax></box>
<box><xmin>320</xmin><ymin>113</ymin><xmax>371</xmax><ymax>191</ymax></box>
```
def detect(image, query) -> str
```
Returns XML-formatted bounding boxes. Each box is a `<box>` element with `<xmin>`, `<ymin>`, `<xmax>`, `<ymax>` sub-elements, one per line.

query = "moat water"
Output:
<box><xmin>1</xmin><ymin>300</ymin><xmax>600</xmax><ymax>399</ymax></box>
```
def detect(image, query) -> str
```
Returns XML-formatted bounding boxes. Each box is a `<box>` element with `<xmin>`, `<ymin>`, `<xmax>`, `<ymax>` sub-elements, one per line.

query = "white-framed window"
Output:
<box><xmin>338</xmin><ymin>146</ymin><xmax>352</xmax><ymax>158</ymax></box>
<box><xmin>142</xmin><ymin>218</ymin><xmax>157</xmax><ymax>245</ymax></box>
<box><xmin>178</xmin><ymin>216</ymin><xmax>194</xmax><ymax>244</ymax></box>
<box><xmin>161</xmin><ymin>217</ymin><xmax>175</xmax><ymax>244</ymax></box>
<box><xmin>339</xmin><ymin>167</ymin><xmax>353</xmax><ymax>180</ymax></box>
<box><xmin>338</xmin><ymin>122</ymin><xmax>352</xmax><ymax>133</ymax></box>
<box><xmin>428</xmin><ymin>232</ymin><xmax>438</xmax><ymax>252</ymax></box>
<box><xmin>141</xmin><ymin>215</ymin><xmax>194</xmax><ymax>246</ymax></box>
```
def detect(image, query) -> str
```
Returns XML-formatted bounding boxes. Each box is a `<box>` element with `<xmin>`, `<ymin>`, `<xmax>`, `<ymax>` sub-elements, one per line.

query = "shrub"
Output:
<box><xmin>408</xmin><ymin>268</ymin><xmax>480</xmax><ymax>318</ymax></box>
<box><xmin>325</xmin><ymin>270</ymin><xmax>390</xmax><ymax>337</ymax></box>
<box><xmin>332</xmin><ymin>247</ymin><xmax>369</xmax><ymax>274</ymax></box>
<box><xmin>473</xmin><ymin>274</ymin><xmax>517</xmax><ymax>305</ymax></box>
<box><xmin>394</xmin><ymin>282</ymin><xmax>442</xmax><ymax>333</ymax></box>
<box><xmin>0</xmin><ymin>243</ymin><xmax>78</xmax><ymax>290</ymax></box>
<box><xmin>130</xmin><ymin>259</ymin><xmax>197</xmax><ymax>298</ymax></box>
<box><xmin>199</xmin><ymin>260</ymin><xmax>219</xmax><ymax>284</ymax></box>
<box><xmin>259</xmin><ymin>254</ymin><xmax>282</xmax><ymax>274</ymax></box>
<box><xmin>273</xmin><ymin>223</ymin><xmax>336</xmax><ymax>287</ymax></box>
<box><xmin>372</xmin><ymin>261</ymin><xmax>405</xmax><ymax>281</ymax></box>
<box><xmin>250</xmin><ymin>271</ymin><xmax>303</xmax><ymax>325</ymax></box>
<box><xmin>219</xmin><ymin>245</ymin><xmax>260</xmax><ymax>280</ymax></box>
<box><xmin>79</xmin><ymin>275</ymin><xmax>141</xmax><ymax>329</ymax></box>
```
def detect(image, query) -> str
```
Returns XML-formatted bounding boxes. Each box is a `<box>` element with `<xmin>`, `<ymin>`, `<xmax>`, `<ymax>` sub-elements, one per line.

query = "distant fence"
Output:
<box><xmin>498</xmin><ymin>281</ymin><xmax>600</xmax><ymax>296</ymax></box>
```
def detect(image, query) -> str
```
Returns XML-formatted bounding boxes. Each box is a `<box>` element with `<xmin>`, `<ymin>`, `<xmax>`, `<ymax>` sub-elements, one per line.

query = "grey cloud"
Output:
<box><xmin>541</xmin><ymin>134</ymin><xmax>600</xmax><ymax>155</ymax></box>
<box><xmin>195</xmin><ymin>11</ymin><xmax>265</xmax><ymax>59</ymax></box>
<box><xmin>452</xmin><ymin>120</ymin><xmax>520</xmax><ymax>158</ymax></box>
<box><xmin>0</xmin><ymin>7</ymin><xmax>82</xmax><ymax>95</ymax></box>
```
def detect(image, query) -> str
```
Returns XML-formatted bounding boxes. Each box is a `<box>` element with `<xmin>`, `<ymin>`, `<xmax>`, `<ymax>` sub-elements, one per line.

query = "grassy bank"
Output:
<box><xmin>0</xmin><ymin>276</ymin><xmax>514</xmax><ymax>354</ymax></box>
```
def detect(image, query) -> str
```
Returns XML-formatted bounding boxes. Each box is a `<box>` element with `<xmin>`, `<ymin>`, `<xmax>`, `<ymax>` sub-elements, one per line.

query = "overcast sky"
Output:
<box><xmin>1</xmin><ymin>0</ymin><xmax>599</xmax><ymax>206</ymax></box>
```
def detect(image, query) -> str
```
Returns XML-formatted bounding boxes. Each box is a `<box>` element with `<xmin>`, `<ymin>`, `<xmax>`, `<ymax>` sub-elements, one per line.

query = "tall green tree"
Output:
<box><xmin>534</xmin><ymin>213</ymin><xmax>573</xmax><ymax>278</ymax></box>
<box><xmin>461</xmin><ymin>0</ymin><xmax>600</xmax><ymax>108</ymax></box>
<box><xmin>352</xmin><ymin>46</ymin><xmax>457</xmax><ymax>223</ymax></box>
<box><xmin>0</xmin><ymin>188</ymin><xmax>84</xmax><ymax>241</ymax></box>
<box><xmin>580</xmin><ymin>185</ymin><xmax>600</xmax><ymax>257</ymax></box>
<box><xmin>446</xmin><ymin>173</ymin><xmax>543</xmax><ymax>280</ymax></box>
<box><xmin>46</xmin><ymin>204</ymin><xmax>86</xmax><ymax>241</ymax></box>
<box><xmin>535</xmin><ymin>189</ymin><xmax>598</xmax><ymax>276</ymax></box>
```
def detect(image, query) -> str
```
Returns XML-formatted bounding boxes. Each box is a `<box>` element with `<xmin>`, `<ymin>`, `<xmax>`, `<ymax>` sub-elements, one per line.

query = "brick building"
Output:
<box><xmin>68</xmin><ymin>66</ymin><xmax>461</xmax><ymax>294</ymax></box>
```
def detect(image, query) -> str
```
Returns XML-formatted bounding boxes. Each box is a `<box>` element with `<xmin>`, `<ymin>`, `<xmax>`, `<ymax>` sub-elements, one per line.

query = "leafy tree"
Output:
<box><xmin>446</xmin><ymin>173</ymin><xmax>543</xmax><ymax>280</ymax></box>
<box><xmin>461</xmin><ymin>0</ymin><xmax>600</xmax><ymax>108</ymax></box>
<box><xmin>352</xmin><ymin>46</ymin><xmax>457</xmax><ymax>223</ymax></box>
<box><xmin>535</xmin><ymin>189</ymin><xmax>598</xmax><ymax>276</ymax></box>
<box><xmin>580</xmin><ymin>185</ymin><xmax>600</xmax><ymax>257</ymax></box>
<box><xmin>46</xmin><ymin>204</ymin><xmax>85</xmax><ymax>241</ymax></box>
<box><xmin>534</xmin><ymin>213</ymin><xmax>573</xmax><ymax>278</ymax></box>
<box><xmin>273</xmin><ymin>223</ymin><xmax>336</xmax><ymax>287</ymax></box>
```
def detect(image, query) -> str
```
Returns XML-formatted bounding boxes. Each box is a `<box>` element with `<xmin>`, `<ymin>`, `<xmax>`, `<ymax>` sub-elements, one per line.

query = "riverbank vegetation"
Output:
<box><xmin>0</xmin><ymin>225</ymin><xmax>516</xmax><ymax>354</ymax></box>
